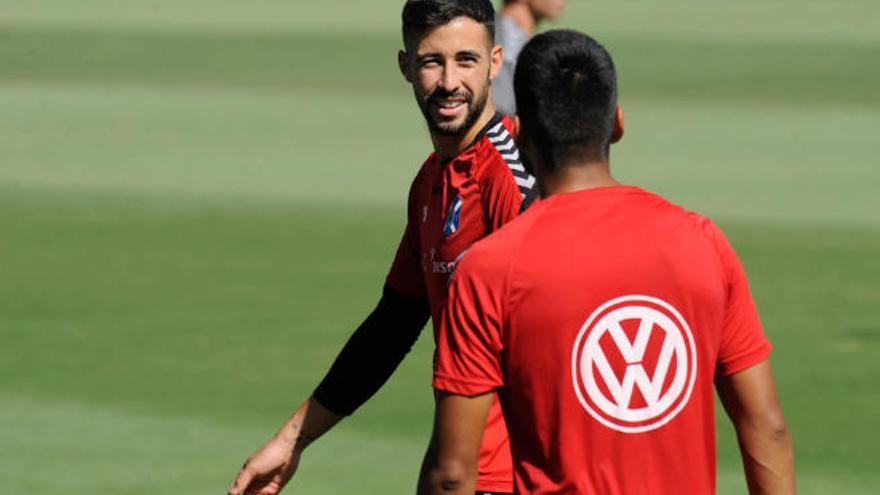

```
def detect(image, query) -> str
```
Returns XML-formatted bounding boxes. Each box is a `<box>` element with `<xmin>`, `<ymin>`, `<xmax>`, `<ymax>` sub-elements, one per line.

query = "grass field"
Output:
<box><xmin>1</xmin><ymin>1</ymin><xmax>878</xmax><ymax>493</ymax></box>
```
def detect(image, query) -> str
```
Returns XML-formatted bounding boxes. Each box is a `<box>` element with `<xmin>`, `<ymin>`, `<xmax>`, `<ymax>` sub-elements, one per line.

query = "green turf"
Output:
<box><xmin>3</xmin><ymin>26</ymin><xmax>878</xmax><ymax>107</ymax></box>
<box><xmin>1</xmin><ymin>0</ymin><xmax>878</xmax><ymax>493</ymax></box>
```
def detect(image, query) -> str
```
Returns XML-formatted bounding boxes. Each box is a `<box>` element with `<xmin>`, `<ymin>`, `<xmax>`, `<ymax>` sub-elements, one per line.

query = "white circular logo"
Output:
<box><xmin>571</xmin><ymin>295</ymin><xmax>697</xmax><ymax>433</ymax></box>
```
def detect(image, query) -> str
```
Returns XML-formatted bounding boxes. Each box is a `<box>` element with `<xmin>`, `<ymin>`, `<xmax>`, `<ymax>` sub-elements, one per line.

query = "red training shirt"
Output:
<box><xmin>434</xmin><ymin>186</ymin><xmax>772</xmax><ymax>494</ymax></box>
<box><xmin>386</xmin><ymin>113</ymin><xmax>538</xmax><ymax>493</ymax></box>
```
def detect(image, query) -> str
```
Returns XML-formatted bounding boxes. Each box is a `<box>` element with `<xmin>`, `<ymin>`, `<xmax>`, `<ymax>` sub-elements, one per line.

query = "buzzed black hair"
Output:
<box><xmin>401</xmin><ymin>0</ymin><xmax>496</xmax><ymax>50</ymax></box>
<box><xmin>514</xmin><ymin>30</ymin><xmax>618</xmax><ymax>170</ymax></box>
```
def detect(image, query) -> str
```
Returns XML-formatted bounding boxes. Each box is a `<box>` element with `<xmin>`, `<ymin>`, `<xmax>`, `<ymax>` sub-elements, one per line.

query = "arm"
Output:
<box><xmin>229</xmin><ymin>287</ymin><xmax>429</xmax><ymax>495</ymax></box>
<box><xmin>314</xmin><ymin>286</ymin><xmax>430</xmax><ymax>415</ymax></box>
<box><xmin>716</xmin><ymin>360</ymin><xmax>796</xmax><ymax>495</ymax></box>
<box><xmin>707</xmin><ymin>221</ymin><xmax>793</xmax><ymax>492</ymax></box>
<box><xmin>419</xmin><ymin>247</ymin><xmax>508</xmax><ymax>494</ymax></box>
<box><xmin>417</xmin><ymin>392</ymin><xmax>494</xmax><ymax>495</ymax></box>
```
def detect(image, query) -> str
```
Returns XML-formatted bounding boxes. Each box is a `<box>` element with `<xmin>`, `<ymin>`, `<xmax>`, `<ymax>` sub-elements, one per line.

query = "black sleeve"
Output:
<box><xmin>312</xmin><ymin>285</ymin><xmax>431</xmax><ymax>416</ymax></box>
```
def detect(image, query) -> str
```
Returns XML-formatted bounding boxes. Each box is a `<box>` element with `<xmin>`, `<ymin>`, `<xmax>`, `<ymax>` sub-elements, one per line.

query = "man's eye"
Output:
<box><xmin>422</xmin><ymin>59</ymin><xmax>441</xmax><ymax>68</ymax></box>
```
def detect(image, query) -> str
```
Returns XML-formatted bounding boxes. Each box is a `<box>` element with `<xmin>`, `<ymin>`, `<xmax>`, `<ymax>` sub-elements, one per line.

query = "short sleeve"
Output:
<box><xmin>433</xmin><ymin>248</ymin><xmax>506</xmax><ymax>396</ymax></box>
<box><xmin>709</xmin><ymin>222</ymin><xmax>773</xmax><ymax>376</ymax></box>
<box><xmin>385</xmin><ymin>179</ymin><xmax>427</xmax><ymax>299</ymax></box>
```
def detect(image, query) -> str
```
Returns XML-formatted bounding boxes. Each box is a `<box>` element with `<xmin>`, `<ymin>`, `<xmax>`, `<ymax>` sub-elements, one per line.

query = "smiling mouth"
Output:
<box><xmin>431</xmin><ymin>98</ymin><xmax>467</xmax><ymax>118</ymax></box>
<box><xmin>434</xmin><ymin>98</ymin><xmax>466</xmax><ymax>108</ymax></box>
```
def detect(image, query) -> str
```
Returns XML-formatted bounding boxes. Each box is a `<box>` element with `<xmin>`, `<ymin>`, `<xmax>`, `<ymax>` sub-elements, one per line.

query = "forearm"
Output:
<box><xmin>313</xmin><ymin>286</ymin><xmax>430</xmax><ymax>416</ymax></box>
<box><xmin>275</xmin><ymin>397</ymin><xmax>343</xmax><ymax>455</ymax></box>
<box><xmin>737</xmin><ymin>417</ymin><xmax>796</xmax><ymax>495</ymax></box>
<box><xmin>717</xmin><ymin>361</ymin><xmax>796</xmax><ymax>495</ymax></box>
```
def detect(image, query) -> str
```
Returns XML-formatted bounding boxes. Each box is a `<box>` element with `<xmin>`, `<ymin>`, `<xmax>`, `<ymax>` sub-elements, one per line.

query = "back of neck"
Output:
<box><xmin>539</xmin><ymin>161</ymin><xmax>619</xmax><ymax>198</ymax></box>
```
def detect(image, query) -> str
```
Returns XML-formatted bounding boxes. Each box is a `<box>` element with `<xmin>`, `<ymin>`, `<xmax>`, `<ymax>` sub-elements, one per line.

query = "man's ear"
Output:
<box><xmin>398</xmin><ymin>50</ymin><xmax>413</xmax><ymax>83</ymax></box>
<box><xmin>490</xmin><ymin>44</ymin><xmax>503</xmax><ymax>81</ymax></box>
<box><xmin>611</xmin><ymin>105</ymin><xmax>625</xmax><ymax>144</ymax></box>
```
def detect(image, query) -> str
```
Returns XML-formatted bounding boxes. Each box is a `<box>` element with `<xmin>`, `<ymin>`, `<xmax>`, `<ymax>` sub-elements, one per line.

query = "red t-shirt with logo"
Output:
<box><xmin>386</xmin><ymin>114</ymin><xmax>538</xmax><ymax>492</ymax></box>
<box><xmin>434</xmin><ymin>186</ymin><xmax>772</xmax><ymax>495</ymax></box>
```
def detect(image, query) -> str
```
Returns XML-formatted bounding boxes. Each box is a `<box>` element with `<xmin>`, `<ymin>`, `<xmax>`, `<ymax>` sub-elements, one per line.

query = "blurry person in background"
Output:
<box><xmin>492</xmin><ymin>0</ymin><xmax>567</xmax><ymax>116</ymax></box>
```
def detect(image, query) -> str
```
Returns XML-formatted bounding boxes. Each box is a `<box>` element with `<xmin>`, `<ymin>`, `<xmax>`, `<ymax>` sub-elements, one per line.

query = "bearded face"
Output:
<box><xmin>404</xmin><ymin>16</ymin><xmax>496</xmax><ymax>137</ymax></box>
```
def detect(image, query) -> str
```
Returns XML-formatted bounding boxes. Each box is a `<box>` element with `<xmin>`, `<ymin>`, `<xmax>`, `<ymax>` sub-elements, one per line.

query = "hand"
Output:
<box><xmin>228</xmin><ymin>433</ymin><xmax>301</xmax><ymax>495</ymax></box>
<box><xmin>227</xmin><ymin>398</ymin><xmax>342</xmax><ymax>495</ymax></box>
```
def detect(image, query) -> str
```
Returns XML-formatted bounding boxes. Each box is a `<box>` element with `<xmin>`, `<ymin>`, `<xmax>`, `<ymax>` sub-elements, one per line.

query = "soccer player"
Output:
<box><xmin>423</xmin><ymin>30</ymin><xmax>796</xmax><ymax>494</ymax></box>
<box><xmin>492</xmin><ymin>0</ymin><xmax>567</xmax><ymax>116</ymax></box>
<box><xmin>227</xmin><ymin>1</ymin><xmax>537</xmax><ymax>495</ymax></box>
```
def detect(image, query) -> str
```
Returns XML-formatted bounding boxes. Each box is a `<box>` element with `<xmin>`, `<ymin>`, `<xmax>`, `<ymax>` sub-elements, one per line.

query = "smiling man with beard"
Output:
<box><xmin>228</xmin><ymin>2</ymin><xmax>537</xmax><ymax>495</ymax></box>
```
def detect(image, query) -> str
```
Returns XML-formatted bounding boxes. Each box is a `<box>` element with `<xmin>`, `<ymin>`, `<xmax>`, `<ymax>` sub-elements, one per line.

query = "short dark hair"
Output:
<box><xmin>514</xmin><ymin>30</ymin><xmax>618</xmax><ymax>169</ymax></box>
<box><xmin>401</xmin><ymin>0</ymin><xmax>495</xmax><ymax>50</ymax></box>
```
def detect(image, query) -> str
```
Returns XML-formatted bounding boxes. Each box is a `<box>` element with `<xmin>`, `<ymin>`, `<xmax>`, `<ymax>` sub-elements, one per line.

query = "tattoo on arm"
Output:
<box><xmin>282</xmin><ymin>422</ymin><xmax>316</xmax><ymax>451</ymax></box>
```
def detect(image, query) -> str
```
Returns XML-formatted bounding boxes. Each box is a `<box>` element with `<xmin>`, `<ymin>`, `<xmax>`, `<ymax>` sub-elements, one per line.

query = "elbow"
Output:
<box><xmin>772</xmin><ymin>423</ymin><xmax>790</xmax><ymax>444</ymax></box>
<box><xmin>430</xmin><ymin>459</ymin><xmax>475</xmax><ymax>494</ymax></box>
<box><xmin>739</xmin><ymin>407</ymin><xmax>793</xmax><ymax>450</ymax></box>
<box><xmin>763</xmin><ymin>410</ymin><xmax>791</xmax><ymax>444</ymax></box>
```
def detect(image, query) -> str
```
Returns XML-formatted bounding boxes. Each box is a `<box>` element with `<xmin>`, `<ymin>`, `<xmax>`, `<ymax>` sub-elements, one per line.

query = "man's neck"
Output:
<box><xmin>539</xmin><ymin>160</ymin><xmax>620</xmax><ymax>198</ymax></box>
<box><xmin>431</xmin><ymin>105</ymin><xmax>497</xmax><ymax>162</ymax></box>
<box><xmin>500</xmin><ymin>2</ymin><xmax>537</xmax><ymax>34</ymax></box>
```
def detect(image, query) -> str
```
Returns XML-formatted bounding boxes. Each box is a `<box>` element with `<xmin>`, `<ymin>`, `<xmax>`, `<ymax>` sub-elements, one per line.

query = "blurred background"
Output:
<box><xmin>1</xmin><ymin>1</ymin><xmax>877</xmax><ymax>493</ymax></box>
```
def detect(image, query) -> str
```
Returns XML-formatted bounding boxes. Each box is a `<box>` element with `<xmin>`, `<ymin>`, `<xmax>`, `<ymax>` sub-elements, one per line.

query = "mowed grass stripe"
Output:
<box><xmin>0</xmin><ymin>396</ymin><xmax>427</xmax><ymax>494</ymax></box>
<box><xmin>0</xmin><ymin>82</ymin><xmax>424</xmax><ymax>209</ymax></box>
<box><xmin>2</xmin><ymin>0</ymin><xmax>877</xmax><ymax>43</ymax></box>
<box><xmin>2</xmin><ymin>82</ymin><xmax>876</xmax><ymax>227</ymax></box>
<box><xmin>1</xmin><ymin>25</ymin><xmax>877</xmax><ymax>107</ymax></box>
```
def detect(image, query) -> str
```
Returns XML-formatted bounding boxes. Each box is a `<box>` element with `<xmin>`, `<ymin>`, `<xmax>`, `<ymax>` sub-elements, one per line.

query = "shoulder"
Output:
<box><xmin>693</xmin><ymin>214</ymin><xmax>740</xmax><ymax>277</ymax></box>
<box><xmin>631</xmin><ymin>187</ymin><xmax>720</xmax><ymax>234</ymax></box>
<box><xmin>635</xmin><ymin>188</ymin><xmax>738</xmax><ymax>272</ymax></box>
<box><xmin>471</xmin><ymin>119</ymin><xmax>517</xmax><ymax>181</ymax></box>
<box><xmin>456</xmin><ymin>199</ymin><xmax>546</xmax><ymax>277</ymax></box>
<box><xmin>614</xmin><ymin>186</ymin><xmax>734</xmax><ymax>258</ymax></box>
<box><xmin>472</xmin><ymin>118</ymin><xmax>538</xmax><ymax>200</ymax></box>
<box><xmin>412</xmin><ymin>153</ymin><xmax>437</xmax><ymax>185</ymax></box>
<box><xmin>405</xmin><ymin>153</ymin><xmax>438</xmax><ymax>201</ymax></box>
<box><xmin>653</xmin><ymin>191</ymin><xmax>733</xmax><ymax>258</ymax></box>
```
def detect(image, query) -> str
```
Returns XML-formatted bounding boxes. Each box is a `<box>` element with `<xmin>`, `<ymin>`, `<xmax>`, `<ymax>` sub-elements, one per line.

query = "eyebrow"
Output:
<box><xmin>457</xmin><ymin>50</ymin><xmax>482</xmax><ymax>59</ymax></box>
<box><xmin>416</xmin><ymin>50</ymin><xmax>483</xmax><ymax>62</ymax></box>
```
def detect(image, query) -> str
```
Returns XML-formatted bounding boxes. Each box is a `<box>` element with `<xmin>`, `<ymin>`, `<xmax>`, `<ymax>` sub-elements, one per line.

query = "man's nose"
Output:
<box><xmin>439</xmin><ymin>65</ymin><xmax>461</xmax><ymax>92</ymax></box>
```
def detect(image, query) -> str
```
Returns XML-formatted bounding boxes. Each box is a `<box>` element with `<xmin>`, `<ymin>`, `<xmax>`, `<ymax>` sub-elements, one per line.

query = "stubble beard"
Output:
<box><xmin>418</xmin><ymin>80</ymin><xmax>491</xmax><ymax>137</ymax></box>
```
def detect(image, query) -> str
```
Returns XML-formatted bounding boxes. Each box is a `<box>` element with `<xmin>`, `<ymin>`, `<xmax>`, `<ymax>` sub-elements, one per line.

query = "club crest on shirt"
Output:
<box><xmin>443</xmin><ymin>195</ymin><xmax>463</xmax><ymax>237</ymax></box>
